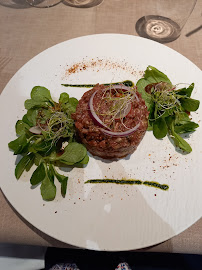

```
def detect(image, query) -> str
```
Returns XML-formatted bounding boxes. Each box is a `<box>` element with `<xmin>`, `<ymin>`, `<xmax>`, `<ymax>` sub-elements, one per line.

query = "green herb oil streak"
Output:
<box><xmin>85</xmin><ymin>179</ymin><xmax>169</xmax><ymax>191</ymax></box>
<box><xmin>61</xmin><ymin>80</ymin><xmax>134</xmax><ymax>88</ymax></box>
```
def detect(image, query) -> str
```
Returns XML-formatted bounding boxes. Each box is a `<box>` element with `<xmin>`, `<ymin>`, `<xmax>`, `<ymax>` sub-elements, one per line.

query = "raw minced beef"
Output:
<box><xmin>72</xmin><ymin>84</ymin><xmax>149</xmax><ymax>159</ymax></box>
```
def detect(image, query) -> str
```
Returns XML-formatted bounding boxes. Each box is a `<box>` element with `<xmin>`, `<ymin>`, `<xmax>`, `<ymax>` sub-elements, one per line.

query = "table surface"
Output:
<box><xmin>0</xmin><ymin>0</ymin><xmax>202</xmax><ymax>254</ymax></box>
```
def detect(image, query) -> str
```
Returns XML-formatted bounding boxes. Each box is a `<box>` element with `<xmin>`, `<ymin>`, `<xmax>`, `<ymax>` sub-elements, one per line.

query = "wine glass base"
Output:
<box><xmin>135</xmin><ymin>15</ymin><xmax>181</xmax><ymax>43</ymax></box>
<box><xmin>63</xmin><ymin>0</ymin><xmax>103</xmax><ymax>8</ymax></box>
<box><xmin>26</xmin><ymin>0</ymin><xmax>62</xmax><ymax>8</ymax></box>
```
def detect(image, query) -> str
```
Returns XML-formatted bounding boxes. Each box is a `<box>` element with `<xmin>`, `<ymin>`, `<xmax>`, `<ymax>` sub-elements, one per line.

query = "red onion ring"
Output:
<box><xmin>100</xmin><ymin>122</ymin><xmax>140</xmax><ymax>137</ymax></box>
<box><xmin>114</xmin><ymin>102</ymin><xmax>132</xmax><ymax>120</ymax></box>
<box><xmin>106</xmin><ymin>84</ymin><xmax>133</xmax><ymax>91</ymax></box>
<box><xmin>88</xmin><ymin>85</ymin><xmax>140</xmax><ymax>137</ymax></box>
<box><xmin>88</xmin><ymin>90</ymin><xmax>110</xmax><ymax>130</ymax></box>
<box><xmin>107</xmin><ymin>84</ymin><xmax>139</xmax><ymax>102</ymax></box>
<box><xmin>29</xmin><ymin>126</ymin><xmax>42</xmax><ymax>135</ymax></box>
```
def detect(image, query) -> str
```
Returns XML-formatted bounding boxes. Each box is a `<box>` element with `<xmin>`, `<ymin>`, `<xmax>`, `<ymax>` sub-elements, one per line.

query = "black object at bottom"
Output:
<box><xmin>44</xmin><ymin>247</ymin><xmax>202</xmax><ymax>270</ymax></box>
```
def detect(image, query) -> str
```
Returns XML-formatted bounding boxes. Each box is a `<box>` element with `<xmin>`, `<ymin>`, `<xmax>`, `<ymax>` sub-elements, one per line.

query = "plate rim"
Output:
<box><xmin>0</xmin><ymin>33</ymin><xmax>202</xmax><ymax>251</ymax></box>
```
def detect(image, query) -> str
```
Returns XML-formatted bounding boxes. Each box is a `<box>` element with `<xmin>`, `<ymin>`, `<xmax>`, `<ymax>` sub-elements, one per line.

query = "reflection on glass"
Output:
<box><xmin>63</xmin><ymin>0</ymin><xmax>103</xmax><ymax>8</ymax></box>
<box><xmin>135</xmin><ymin>0</ymin><xmax>197</xmax><ymax>43</ymax></box>
<box><xmin>26</xmin><ymin>0</ymin><xmax>62</xmax><ymax>8</ymax></box>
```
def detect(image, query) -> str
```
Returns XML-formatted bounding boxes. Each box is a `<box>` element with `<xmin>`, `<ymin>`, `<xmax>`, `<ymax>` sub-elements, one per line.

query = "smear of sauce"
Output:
<box><xmin>61</xmin><ymin>80</ymin><xmax>134</xmax><ymax>88</ymax></box>
<box><xmin>85</xmin><ymin>179</ymin><xmax>169</xmax><ymax>191</ymax></box>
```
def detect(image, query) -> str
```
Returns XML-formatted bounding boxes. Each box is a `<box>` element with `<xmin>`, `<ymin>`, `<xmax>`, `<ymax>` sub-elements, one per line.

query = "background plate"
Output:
<box><xmin>0</xmin><ymin>34</ymin><xmax>202</xmax><ymax>251</ymax></box>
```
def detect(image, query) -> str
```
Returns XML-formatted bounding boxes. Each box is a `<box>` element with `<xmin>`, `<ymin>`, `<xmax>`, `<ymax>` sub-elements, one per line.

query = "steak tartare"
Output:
<box><xmin>72</xmin><ymin>84</ymin><xmax>149</xmax><ymax>159</ymax></box>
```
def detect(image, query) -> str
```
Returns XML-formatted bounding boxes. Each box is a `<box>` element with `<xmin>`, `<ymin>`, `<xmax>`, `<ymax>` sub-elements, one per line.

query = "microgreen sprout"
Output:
<box><xmin>40</xmin><ymin>111</ymin><xmax>73</xmax><ymax>145</ymax></box>
<box><xmin>95</xmin><ymin>84</ymin><xmax>137</xmax><ymax>129</ymax></box>
<box><xmin>151</xmin><ymin>82</ymin><xmax>181</xmax><ymax>119</ymax></box>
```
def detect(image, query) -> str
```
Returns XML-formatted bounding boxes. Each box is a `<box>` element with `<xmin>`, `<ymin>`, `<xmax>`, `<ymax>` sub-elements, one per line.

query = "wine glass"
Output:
<box><xmin>63</xmin><ymin>0</ymin><xmax>103</xmax><ymax>8</ymax></box>
<box><xmin>135</xmin><ymin>0</ymin><xmax>197</xmax><ymax>43</ymax></box>
<box><xmin>26</xmin><ymin>0</ymin><xmax>62</xmax><ymax>8</ymax></box>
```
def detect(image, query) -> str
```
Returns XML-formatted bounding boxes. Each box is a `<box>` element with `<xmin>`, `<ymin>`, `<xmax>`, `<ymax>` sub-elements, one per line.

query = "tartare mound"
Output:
<box><xmin>72</xmin><ymin>84</ymin><xmax>149</xmax><ymax>159</ymax></box>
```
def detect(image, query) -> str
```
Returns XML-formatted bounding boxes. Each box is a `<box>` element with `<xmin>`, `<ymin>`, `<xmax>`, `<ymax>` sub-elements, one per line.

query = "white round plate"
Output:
<box><xmin>0</xmin><ymin>34</ymin><xmax>202</xmax><ymax>251</ymax></box>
